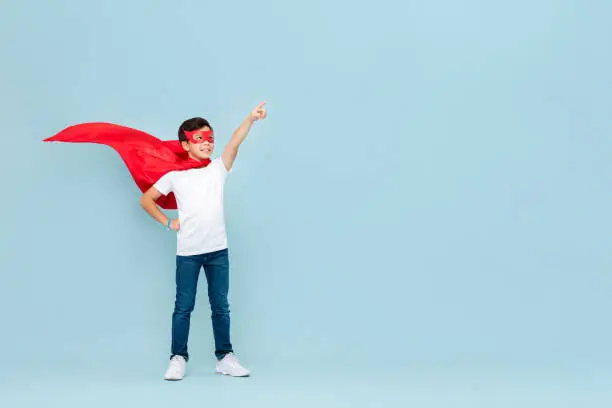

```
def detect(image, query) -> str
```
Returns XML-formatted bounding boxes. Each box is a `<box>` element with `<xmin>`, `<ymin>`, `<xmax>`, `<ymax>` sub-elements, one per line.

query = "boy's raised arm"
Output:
<box><xmin>222</xmin><ymin>101</ymin><xmax>267</xmax><ymax>171</ymax></box>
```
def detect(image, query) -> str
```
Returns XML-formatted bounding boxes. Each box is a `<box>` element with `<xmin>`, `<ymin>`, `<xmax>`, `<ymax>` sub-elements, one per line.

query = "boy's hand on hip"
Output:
<box><xmin>170</xmin><ymin>218</ymin><xmax>180</xmax><ymax>231</ymax></box>
<box><xmin>249</xmin><ymin>101</ymin><xmax>267</xmax><ymax>122</ymax></box>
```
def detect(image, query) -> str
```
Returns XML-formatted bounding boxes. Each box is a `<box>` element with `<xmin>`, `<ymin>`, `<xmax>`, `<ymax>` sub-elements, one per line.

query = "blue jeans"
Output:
<box><xmin>171</xmin><ymin>248</ymin><xmax>233</xmax><ymax>361</ymax></box>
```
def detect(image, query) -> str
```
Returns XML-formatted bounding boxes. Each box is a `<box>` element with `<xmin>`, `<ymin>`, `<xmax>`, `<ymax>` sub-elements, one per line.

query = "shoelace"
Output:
<box><xmin>169</xmin><ymin>356</ymin><xmax>184</xmax><ymax>371</ymax></box>
<box><xmin>224</xmin><ymin>353</ymin><xmax>240</xmax><ymax>367</ymax></box>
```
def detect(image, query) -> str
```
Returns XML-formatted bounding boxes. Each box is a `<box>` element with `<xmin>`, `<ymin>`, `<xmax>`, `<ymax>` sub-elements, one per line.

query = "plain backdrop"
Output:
<box><xmin>1</xmin><ymin>0</ymin><xmax>611</xmax><ymax>405</ymax></box>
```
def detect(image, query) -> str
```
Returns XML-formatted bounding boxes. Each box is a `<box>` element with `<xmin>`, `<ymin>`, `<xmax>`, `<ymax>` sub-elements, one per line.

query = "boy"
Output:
<box><xmin>139</xmin><ymin>102</ymin><xmax>267</xmax><ymax>380</ymax></box>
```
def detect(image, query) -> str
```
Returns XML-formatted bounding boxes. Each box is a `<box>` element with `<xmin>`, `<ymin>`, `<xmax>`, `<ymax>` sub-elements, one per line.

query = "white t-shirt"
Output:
<box><xmin>153</xmin><ymin>157</ymin><xmax>231</xmax><ymax>256</ymax></box>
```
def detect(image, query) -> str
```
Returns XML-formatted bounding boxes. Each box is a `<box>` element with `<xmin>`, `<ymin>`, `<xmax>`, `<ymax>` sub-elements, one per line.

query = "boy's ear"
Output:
<box><xmin>181</xmin><ymin>140</ymin><xmax>190</xmax><ymax>152</ymax></box>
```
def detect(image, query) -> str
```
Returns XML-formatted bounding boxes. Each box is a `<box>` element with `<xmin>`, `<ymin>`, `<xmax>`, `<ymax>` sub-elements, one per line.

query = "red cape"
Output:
<box><xmin>44</xmin><ymin>122</ymin><xmax>211</xmax><ymax>209</ymax></box>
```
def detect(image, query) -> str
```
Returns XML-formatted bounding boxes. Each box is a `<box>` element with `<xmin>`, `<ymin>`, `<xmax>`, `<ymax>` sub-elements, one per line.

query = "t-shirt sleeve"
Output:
<box><xmin>214</xmin><ymin>157</ymin><xmax>232</xmax><ymax>180</ymax></box>
<box><xmin>153</xmin><ymin>172</ymin><xmax>174</xmax><ymax>195</ymax></box>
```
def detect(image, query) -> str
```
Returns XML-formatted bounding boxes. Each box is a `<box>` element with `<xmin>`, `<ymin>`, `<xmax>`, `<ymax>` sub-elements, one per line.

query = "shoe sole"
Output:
<box><xmin>216</xmin><ymin>370</ymin><xmax>250</xmax><ymax>377</ymax></box>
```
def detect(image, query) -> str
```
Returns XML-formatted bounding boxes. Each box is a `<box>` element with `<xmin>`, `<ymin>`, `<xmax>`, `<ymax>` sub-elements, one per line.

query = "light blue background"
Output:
<box><xmin>1</xmin><ymin>0</ymin><xmax>611</xmax><ymax>406</ymax></box>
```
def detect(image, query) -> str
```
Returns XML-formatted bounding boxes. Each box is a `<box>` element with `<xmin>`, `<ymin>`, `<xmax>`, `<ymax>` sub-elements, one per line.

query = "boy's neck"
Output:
<box><xmin>188</xmin><ymin>153</ymin><xmax>203</xmax><ymax>162</ymax></box>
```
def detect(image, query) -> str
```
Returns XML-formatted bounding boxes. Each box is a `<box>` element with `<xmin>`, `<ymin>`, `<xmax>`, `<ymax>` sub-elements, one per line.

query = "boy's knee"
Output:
<box><xmin>211</xmin><ymin>301</ymin><xmax>230</xmax><ymax>316</ymax></box>
<box><xmin>175</xmin><ymin>294</ymin><xmax>196</xmax><ymax>314</ymax></box>
<box><xmin>176</xmin><ymin>303</ymin><xmax>195</xmax><ymax>314</ymax></box>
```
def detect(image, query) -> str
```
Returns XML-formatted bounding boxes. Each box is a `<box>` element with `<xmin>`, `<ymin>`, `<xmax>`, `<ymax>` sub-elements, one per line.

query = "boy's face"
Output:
<box><xmin>182</xmin><ymin>127</ymin><xmax>214</xmax><ymax>161</ymax></box>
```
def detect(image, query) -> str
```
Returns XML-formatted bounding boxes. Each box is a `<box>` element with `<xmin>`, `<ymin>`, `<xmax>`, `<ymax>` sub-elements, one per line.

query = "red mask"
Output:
<box><xmin>184</xmin><ymin>129</ymin><xmax>214</xmax><ymax>144</ymax></box>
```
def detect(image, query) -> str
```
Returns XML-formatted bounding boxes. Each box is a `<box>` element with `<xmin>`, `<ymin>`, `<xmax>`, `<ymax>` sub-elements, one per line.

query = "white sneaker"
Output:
<box><xmin>164</xmin><ymin>355</ymin><xmax>187</xmax><ymax>381</ymax></box>
<box><xmin>215</xmin><ymin>353</ymin><xmax>250</xmax><ymax>377</ymax></box>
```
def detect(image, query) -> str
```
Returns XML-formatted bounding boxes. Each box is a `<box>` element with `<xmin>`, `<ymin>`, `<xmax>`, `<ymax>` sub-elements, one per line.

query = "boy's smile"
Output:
<box><xmin>199</xmin><ymin>143</ymin><xmax>213</xmax><ymax>156</ymax></box>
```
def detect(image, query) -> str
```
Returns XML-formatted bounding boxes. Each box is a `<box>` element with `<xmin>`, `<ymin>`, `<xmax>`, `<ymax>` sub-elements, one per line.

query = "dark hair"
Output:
<box><xmin>178</xmin><ymin>117</ymin><xmax>213</xmax><ymax>142</ymax></box>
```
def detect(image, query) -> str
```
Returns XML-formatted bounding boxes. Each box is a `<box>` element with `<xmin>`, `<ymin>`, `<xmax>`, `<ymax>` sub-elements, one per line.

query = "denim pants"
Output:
<box><xmin>171</xmin><ymin>248</ymin><xmax>233</xmax><ymax>361</ymax></box>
